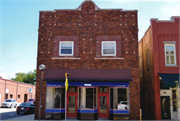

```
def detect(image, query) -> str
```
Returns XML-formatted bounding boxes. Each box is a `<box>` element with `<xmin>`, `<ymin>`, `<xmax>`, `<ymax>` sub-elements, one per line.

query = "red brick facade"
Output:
<box><xmin>36</xmin><ymin>1</ymin><xmax>140</xmax><ymax>120</ymax></box>
<box><xmin>0</xmin><ymin>77</ymin><xmax>36</xmax><ymax>105</ymax></box>
<box><xmin>139</xmin><ymin>16</ymin><xmax>180</xmax><ymax>120</ymax></box>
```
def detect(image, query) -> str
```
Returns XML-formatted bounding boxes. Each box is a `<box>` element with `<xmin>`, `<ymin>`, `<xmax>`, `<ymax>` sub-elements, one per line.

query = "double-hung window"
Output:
<box><xmin>164</xmin><ymin>44</ymin><xmax>176</xmax><ymax>66</ymax></box>
<box><xmin>102</xmin><ymin>41</ymin><xmax>116</xmax><ymax>56</ymax></box>
<box><xmin>59</xmin><ymin>41</ymin><xmax>73</xmax><ymax>56</ymax></box>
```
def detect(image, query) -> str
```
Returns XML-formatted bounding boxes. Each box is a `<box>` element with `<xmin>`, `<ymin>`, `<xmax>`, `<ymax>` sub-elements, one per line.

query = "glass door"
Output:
<box><xmin>161</xmin><ymin>96</ymin><xmax>171</xmax><ymax>119</ymax></box>
<box><xmin>67</xmin><ymin>86</ymin><xmax>77</xmax><ymax>118</ymax></box>
<box><xmin>98</xmin><ymin>86</ymin><xmax>109</xmax><ymax>118</ymax></box>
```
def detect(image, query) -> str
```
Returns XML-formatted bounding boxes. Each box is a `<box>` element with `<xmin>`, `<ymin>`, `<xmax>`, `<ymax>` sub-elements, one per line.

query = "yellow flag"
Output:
<box><xmin>65</xmin><ymin>77</ymin><xmax>68</xmax><ymax>91</ymax></box>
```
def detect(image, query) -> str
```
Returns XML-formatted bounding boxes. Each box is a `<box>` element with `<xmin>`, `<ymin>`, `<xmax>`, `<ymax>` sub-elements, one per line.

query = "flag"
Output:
<box><xmin>65</xmin><ymin>77</ymin><xmax>68</xmax><ymax>91</ymax></box>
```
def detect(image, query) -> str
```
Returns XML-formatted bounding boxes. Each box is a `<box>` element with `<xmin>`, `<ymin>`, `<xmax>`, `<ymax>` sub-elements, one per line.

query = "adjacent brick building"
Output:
<box><xmin>0</xmin><ymin>77</ymin><xmax>36</xmax><ymax>106</ymax></box>
<box><xmin>139</xmin><ymin>16</ymin><xmax>180</xmax><ymax>120</ymax></box>
<box><xmin>36</xmin><ymin>0</ymin><xmax>140</xmax><ymax>120</ymax></box>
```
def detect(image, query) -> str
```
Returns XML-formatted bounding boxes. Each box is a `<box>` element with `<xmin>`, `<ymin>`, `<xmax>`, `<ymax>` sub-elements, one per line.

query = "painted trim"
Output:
<box><xmin>101</xmin><ymin>41</ymin><xmax>116</xmax><ymax>56</ymax></box>
<box><xmin>59</xmin><ymin>41</ymin><xmax>74</xmax><ymax>56</ymax></box>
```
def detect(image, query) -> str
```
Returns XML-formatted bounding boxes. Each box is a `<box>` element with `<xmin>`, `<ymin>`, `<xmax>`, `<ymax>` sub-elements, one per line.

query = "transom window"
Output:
<box><xmin>102</xmin><ymin>41</ymin><xmax>116</xmax><ymax>56</ymax></box>
<box><xmin>59</xmin><ymin>41</ymin><xmax>73</xmax><ymax>56</ymax></box>
<box><xmin>165</xmin><ymin>44</ymin><xmax>176</xmax><ymax>65</ymax></box>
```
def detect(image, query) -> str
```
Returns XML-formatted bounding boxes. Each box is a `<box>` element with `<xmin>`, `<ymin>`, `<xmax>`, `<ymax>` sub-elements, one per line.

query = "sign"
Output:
<box><xmin>84</xmin><ymin>84</ymin><xmax>92</xmax><ymax>86</ymax></box>
<box><xmin>5</xmin><ymin>89</ymin><xmax>9</xmax><ymax>93</ymax></box>
<box><xmin>28</xmin><ymin>88</ymin><xmax>32</xmax><ymax>93</ymax></box>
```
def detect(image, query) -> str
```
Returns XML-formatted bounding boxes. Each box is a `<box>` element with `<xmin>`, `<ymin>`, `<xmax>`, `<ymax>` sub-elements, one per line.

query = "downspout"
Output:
<box><xmin>16</xmin><ymin>82</ymin><xmax>18</xmax><ymax>101</ymax></box>
<box><xmin>4</xmin><ymin>80</ymin><xmax>7</xmax><ymax>100</ymax></box>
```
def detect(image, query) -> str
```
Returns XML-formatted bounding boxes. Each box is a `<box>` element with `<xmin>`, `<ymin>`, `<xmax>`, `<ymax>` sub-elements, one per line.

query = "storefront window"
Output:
<box><xmin>46</xmin><ymin>87</ymin><xmax>65</xmax><ymax>109</ymax></box>
<box><xmin>110</xmin><ymin>88</ymin><xmax>129</xmax><ymax>110</ymax></box>
<box><xmin>79</xmin><ymin>88</ymin><xmax>97</xmax><ymax>109</ymax></box>
<box><xmin>99</xmin><ymin>86</ymin><xmax>108</xmax><ymax>92</ymax></box>
<box><xmin>68</xmin><ymin>86</ymin><xmax>77</xmax><ymax>92</ymax></box>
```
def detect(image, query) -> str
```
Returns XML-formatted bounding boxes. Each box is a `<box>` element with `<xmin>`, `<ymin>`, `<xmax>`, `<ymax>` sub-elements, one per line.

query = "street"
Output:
<box><xmin>0</xmin><ymin>107</ymin><xmax>34</xmax><ymax>120</ymax></box>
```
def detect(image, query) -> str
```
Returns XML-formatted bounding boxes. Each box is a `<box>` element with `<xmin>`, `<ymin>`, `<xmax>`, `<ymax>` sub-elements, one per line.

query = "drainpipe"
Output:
<box><xmin>4</xmin><ymin>80</ymin><xmax>7</xmax><ymax>100</ymax></box>
<box><xmin>16</xmin><ymin>82</ymin><xmax>18</xmax><ymax>101</ymax></box>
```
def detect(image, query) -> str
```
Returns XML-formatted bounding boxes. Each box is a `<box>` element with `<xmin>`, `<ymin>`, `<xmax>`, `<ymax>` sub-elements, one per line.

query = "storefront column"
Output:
<box><xmin>81</xmin><ymin>88</ymin><xmax>86</xmax><ymax>108</ymax></box>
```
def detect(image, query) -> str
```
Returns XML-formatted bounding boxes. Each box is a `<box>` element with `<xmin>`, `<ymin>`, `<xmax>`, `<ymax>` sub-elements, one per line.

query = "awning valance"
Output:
<box><xmin>159</xmin><ymin>73</ymin><xmax>179</xmax><ymax>88</ymax></box>
<box><xmin>45</xmin><ymin>69</ymin><xmax>132</xmax><ymax>81</ymax></box>
<box><xmin>47</xmin><ymin>81</ymin><xmax>129</xmax><ymax>87</ymax></box>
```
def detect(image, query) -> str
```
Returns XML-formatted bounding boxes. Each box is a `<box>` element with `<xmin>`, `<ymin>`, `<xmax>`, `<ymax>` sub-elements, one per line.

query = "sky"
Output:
<box><xmin>0</xmin><ymin>0</ymin><xmax>180</xmax><ymax>79</ymax></box>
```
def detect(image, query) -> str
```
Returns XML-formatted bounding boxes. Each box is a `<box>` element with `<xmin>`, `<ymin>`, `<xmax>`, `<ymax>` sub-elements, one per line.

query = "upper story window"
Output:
<box><xmin>59</xmin><ymin>41</ymin><xmax>74</xmax><ymax>56</ymax></box>
<box><xmin>165</xmin><ymin>44</ymin><xmax>176</xmax><ymax>65</ymax></box>
<box><xmin>102</xmin><ymin>41</ymin><xmax>116</xmax><ymax>56</ymax></box>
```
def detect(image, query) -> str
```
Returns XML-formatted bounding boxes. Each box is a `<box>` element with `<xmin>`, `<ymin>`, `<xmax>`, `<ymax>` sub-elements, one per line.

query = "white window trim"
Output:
<box><xmin>59</xmin><ymin>41</ymin><xmax>74</xmax><ymax>56</ymax></box>
<box><xmin>164</xmin><ymin>43</ymin><xmax>177</xmax><ymax>66</ymax></box>
<box><xmin>101</xmin><ymin>41</ymin><xmax>116</xmax><ymax>56</ymax></box>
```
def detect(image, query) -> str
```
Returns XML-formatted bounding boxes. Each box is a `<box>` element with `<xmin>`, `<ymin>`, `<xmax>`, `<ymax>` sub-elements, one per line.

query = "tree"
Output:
<box><xmin>11</xmin><ymin>69</ymin><xmax>36</xmax><ymax>84</ymax></box>
<box><xmin>170</xmin><ymin>81</ymin><xmax>180</xmax><ymax>119</ymax></box>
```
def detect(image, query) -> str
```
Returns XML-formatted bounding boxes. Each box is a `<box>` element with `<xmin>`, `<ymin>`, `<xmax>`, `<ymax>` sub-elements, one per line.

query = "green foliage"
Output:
<box><xmin>11</xmin><ymin>70</ymin><xmax>36</xmax><ymax>84</ymax></box>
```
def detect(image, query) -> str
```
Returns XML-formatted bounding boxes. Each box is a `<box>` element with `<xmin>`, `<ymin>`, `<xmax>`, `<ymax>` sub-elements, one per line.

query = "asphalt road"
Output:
<box><xmin>0</xmin><ymin>107</ymin><xmax>34</xmax><ymax>120</ymax></box>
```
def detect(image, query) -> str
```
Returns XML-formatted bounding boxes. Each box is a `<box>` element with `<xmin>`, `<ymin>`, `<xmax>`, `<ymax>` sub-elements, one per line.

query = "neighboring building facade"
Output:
<box><xmin>139</xmin><ymin>16</ymin><xmax>180</xmax><ymax>120</ymax></box>
<box><xmin>36</xmin><ymin>0</ymin><xmax>140</xmax><ymax>120</ymax></box>
<box><xmin>0</xmin><ymin>77</ymin><xmax>36</xmax><ymax>105</ymax></box>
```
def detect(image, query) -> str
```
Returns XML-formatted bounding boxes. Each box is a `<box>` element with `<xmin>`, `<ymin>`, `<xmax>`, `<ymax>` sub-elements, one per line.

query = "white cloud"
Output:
<box><xmin>0</xmin><ymin>73</ymin><xmax>15</xmax><ymax>80</ymax></box>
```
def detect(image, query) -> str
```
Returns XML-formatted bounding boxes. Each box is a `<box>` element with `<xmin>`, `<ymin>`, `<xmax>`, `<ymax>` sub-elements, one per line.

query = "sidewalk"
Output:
<box><xmin>5</xmin><ymin>114</ymin><xmax>180</xmax><ymax>121</ymax></box>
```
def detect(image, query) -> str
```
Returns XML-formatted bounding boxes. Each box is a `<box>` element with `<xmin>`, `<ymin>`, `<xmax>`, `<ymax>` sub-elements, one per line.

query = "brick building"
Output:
<box><xmin>139</xmin><ymin>16</ymin><xmax>180</xmax><ymax>120</ymax></box>
<box><xmin>0</xmin><ymin>77</ymin><xmax>36</xmax><ymax>106</ymax></box>
<box><xmin>36</xmin><ymin>0</ymin><xmax>140</xmax><ymax>120</ymax></box>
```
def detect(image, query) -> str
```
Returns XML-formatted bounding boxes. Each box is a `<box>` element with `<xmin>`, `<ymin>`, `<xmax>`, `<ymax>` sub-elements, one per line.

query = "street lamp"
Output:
<box><xmin>39</xmin><ymin>64</ymin><xmax>45</xmax><ymax>120</ymax></box>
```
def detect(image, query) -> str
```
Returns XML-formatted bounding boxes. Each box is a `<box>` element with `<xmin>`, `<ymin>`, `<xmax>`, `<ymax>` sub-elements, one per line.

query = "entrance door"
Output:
<box><xmin>24</xmin><ymin>94</ymin><xmax>27</xmax><ymax>102</ymax></box>
<box><xmin>67</xmin><ymin>92</ymin><xmax>77</xmax><ymax>118</ymax></box>
<box><xmin>98</xmin><ymin>87</ymin><xmax>109</xmax><ymax>118</ymax></box>
<box><xmin>161</xmin><ymin>96</ymin><xmax>171</xmax><ymax>119</ymax></box>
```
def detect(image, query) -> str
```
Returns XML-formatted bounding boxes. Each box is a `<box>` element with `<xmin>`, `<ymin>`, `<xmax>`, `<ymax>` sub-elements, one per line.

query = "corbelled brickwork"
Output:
<box><xmin>36</xmin><ymin>1</ymin><xmax>140</xmax><ymax>120</ymax></box>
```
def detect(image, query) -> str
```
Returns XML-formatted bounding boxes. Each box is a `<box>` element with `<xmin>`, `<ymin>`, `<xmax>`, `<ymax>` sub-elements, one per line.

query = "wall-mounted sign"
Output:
<box><xmin>28</xmin><ymin>88</ymin><xmax>32</xmax><ymax>93</ymax></box>
<box><xmin>84</xmin><ymin>84</ymin><xmax>91</xmax><ymax>86</ymax></box>
<box><xmin>5</xmin><ymin>89</ymin><xmax>9</xmax><ymax>93</ymax></box>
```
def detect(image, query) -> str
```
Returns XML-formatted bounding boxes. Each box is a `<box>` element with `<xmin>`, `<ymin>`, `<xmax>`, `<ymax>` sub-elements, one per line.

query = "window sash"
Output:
<box><xmin>165</xmin><ymin>44</ymin><xmax>176</xmax><ymax>65</ymax></box>
<box><xmin>102</xmin><ymin>41</ymin><xmax>116</xmax><ymax>56</ymax></box>
<box><xmin>59</xmin><ymin>42</ymin><xmax>73</xmax><ymax>56</ymax></box>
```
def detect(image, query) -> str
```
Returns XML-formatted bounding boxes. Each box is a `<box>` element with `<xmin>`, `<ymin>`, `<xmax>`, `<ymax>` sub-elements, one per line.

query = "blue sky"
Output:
<box><xmin>0</xmin><ymin>0</ymin><xmax>180</xmax><ymax>79</ymax></box>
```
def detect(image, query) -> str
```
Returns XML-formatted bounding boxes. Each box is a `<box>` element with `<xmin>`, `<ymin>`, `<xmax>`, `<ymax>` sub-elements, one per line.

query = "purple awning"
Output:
<box><xmin>44</xmin><ymin>69</ymin><xmax>132</xmax><ymax>81</ymax></box>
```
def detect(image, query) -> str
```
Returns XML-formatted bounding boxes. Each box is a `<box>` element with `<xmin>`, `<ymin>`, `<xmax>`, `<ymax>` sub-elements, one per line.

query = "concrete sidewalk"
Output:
<box><xmin>4</xmin><ymin>114</ymin><xmax>180</xmax><ymax>121</ymax></box>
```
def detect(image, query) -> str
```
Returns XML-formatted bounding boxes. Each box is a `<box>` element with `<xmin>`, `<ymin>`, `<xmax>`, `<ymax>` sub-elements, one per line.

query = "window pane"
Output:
<box><xmin>61</xmin><ymin>49</ymin><xmax>72</xmax><ymax>54</ymax></box>
<box><xmin>113</xmin><ymin>88</ymin><xmax>129</xmax><ymax>110</ymax></box>
<box><xmin>68</xmin><ymin>96</ymin><xmax>75</xmax><ymax>113</ymax></box>
<box><xmin>100</xmin><ymin>96</ymin><xmax>107</xmax><ymax>113</ymax></box>
<box><xmin>86</xmin><ymin>88</ymin><xmax>93</xmax><ymax>108</ymax></box>
<box><xmin>46</xmin><ymin>87</ymin><xmax>62</xmax><ymax>109</ymax></box>
<box><xmin>93</xmin><ymin>88</ymin><xmax>96</xmax><ymax>109</ymax></box>
<box><xmin>110</xmin><ymin>88</ymin><xmax>113</xmax><ymax>109</ymax></box>
<box><xmin>68</xmin><ymin>86</ymin><xmax>77</xmax><ymax>92</ymax></box>
<box><xmin>61</xmin><ymin>88</ymin><xmax>65</xmax><ymax>108</ymax></box>
<box><xmin>166</xmin><ymin>56</ymin><xmax>169</xmax><ymax>64</ymax></box>
<box><xmin>61</xmin><ymin>43</ymin><xmax>72</xmax><ymax>48</ymax></box>
<box><xmin>103</xmin><ymin>43</ymin><xmax>114</xmax><ymax>49</ymax></box>
<box><xmin>172</xmin><ymin>90</ymin><xmax>177</xmax><ymax>111</ymax></box>
<box><xmin>166</xmin><ymin>46</ymin><xmax>174</xmax><ymax>52</ymax></box>
<box><xmin>103</xmin><ymin>49</ymin><xmax>114</xmax><ymax>54</ymax></box>
<box><xmin>170</xmin><ymin>56</ymin><xmax>175</xmax><ymax>64</ymax></box>
<box><xmin>54</xmin><ymin>88</ymin><xmax>61</xmax><ymax>108</ymax></box>
<box><xmin>99</xmin><ymin>86</ymin><xmax>108</xmax><ymax>92</ymax></box>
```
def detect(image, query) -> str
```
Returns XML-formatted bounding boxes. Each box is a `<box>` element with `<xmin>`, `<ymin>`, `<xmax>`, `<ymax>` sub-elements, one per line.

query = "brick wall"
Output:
<box><xmin>139</xmin><ymin>16</ymin><xmax>180</xmax><ymax>120</ymax></box>
<box><xmin>139</xmin><ymin>26</ymin><xmax>156</xmax><ymax>119</ymax></box>
<box><xmin>36</xmin><ymin>1</ymin><xmax>140</xmax><ymax>120</ymax></box>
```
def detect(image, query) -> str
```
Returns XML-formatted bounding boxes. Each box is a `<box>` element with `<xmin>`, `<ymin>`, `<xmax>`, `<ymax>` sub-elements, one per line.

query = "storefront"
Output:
<box><xmin>159</xmin><ymin>73</ymin><xmax>179</xmax><ymax>120</ymax></box>
<box><xmin>44</xmin><ymin>69</ymin><xmax>131</xmax><ymax>120</ymax></box>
